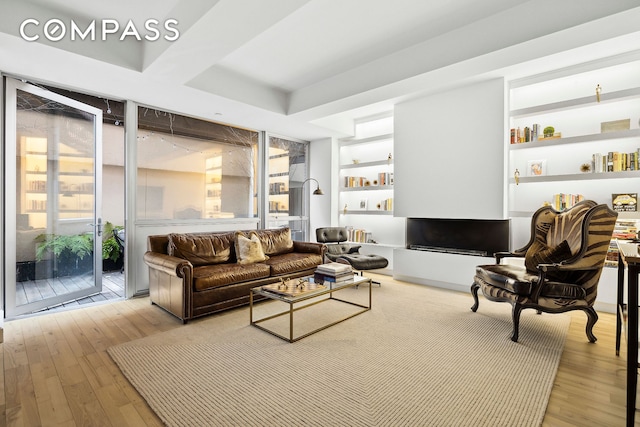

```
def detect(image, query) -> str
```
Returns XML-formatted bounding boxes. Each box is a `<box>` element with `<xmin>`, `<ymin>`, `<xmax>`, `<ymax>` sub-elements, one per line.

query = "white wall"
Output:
<box><xmin>393</xmin><ymin>78</ymin><xmax>507</xmax><ymax>290</ymax></box>
<box><xmin>309</xmin><ymin>137</ymin><xmax>336</xmax><ymax>240</ymax></box>
<box><xmin>394</xmin><ymin>78</ymin><xmax>506</xmax><ymax>220</ymax></box>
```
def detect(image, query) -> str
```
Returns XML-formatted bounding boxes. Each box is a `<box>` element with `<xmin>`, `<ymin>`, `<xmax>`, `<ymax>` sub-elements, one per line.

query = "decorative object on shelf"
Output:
<box><xmin>580</xmin><ymin>163</ymin><xmax>591</xmax><ymax>173</ymax></box>
<box><xmin>373</xmin><ymin>180</ymin><xmax>378</xmax><ymax>185</ymax></box>
<box><xmin>343</xmin><ymin>204</ymin><xmax>348</xmax><ymax>214</ymax></box>
<box><xmin>596</xmin><ymin>84</ymin><xmax>601</xmax><ymax>102</ymax></box>
<box><xmin>612</xmin><ymin>193</ymin><xmax>638</xmax><ymax>212</ymax></box>
<box><xmin>387</xmin><ymin>153</ymin><xmax>392</xmax><ymax>164</ymax></box>
<box><xmin>527</xmin><ymin>159</ymin><xmax>547</xmax><ymax>176</ymax></box>
<box><xmin>514</xmin><ymin>168</ymin><xmax>520</xmax><ymax>185</ymax></box>
<box><xmin>352</xmin><ymin>159</ymin><xmax>360</xmax><ymax>164</ymax></box>
<box><xmin>601</xmin><ymin>118</ymin><xmax>630</xmax><ymax>133</ymax></box>
<box><xmin>364</xmin><ymin>180</ymin><xmax>370</xmax><ymax>186</ymax></box>
<box><xmin>359</xmin><ymin>199</ymin><xmax>368</xmax><ymax>210</ymax></box>
<box><xmin>532</xmin><ymin>124</ymin><xmax>539</xmax><ymax>141</ymax></box>
<box><xmin>543</xmin><ymin>126</ymin><xmax>555</xmax><ymax>137</ymax></box>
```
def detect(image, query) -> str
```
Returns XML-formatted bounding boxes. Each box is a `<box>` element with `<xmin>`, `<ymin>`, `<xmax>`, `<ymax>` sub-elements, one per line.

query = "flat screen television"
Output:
<box><xmin>406</xmin><ymin>218</ymin><xmax>510</xmax><ymax>257</ymax></box>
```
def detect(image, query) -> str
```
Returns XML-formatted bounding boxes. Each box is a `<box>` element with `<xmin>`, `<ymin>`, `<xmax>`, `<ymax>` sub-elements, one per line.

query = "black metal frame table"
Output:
<box><xmin>616</xmin><ymin>242</ymin><xmax>639</xmax><ymax>427</ymax></box>
<box><xmin>249</xmin><ymin>275</ymin><xmax>371</xmax><ymax>343</ymax></box>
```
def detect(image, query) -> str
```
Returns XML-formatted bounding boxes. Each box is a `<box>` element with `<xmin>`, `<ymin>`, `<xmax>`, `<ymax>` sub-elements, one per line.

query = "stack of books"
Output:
<box><xmin>314</xmin><ymin>262</ymin><xmax>353</xmax><ymax>285</ymax></box>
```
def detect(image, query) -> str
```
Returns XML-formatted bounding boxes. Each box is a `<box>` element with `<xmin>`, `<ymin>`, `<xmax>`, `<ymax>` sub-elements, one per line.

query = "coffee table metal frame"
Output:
<box><xmin>249</xmin><ymin>275</ymin><xmax>372</xmax><ymax>343</ymax></box>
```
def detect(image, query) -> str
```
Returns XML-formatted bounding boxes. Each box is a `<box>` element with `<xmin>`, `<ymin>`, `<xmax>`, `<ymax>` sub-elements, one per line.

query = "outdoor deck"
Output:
<box><xmin>15</xmin><ymin>271</ymin><xmax>125</xmax><ymax>315</ymax></box>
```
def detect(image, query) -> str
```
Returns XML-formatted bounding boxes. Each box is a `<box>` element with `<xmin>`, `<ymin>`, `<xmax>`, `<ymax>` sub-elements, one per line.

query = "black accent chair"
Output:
<box><xmin>315</xmin><ymin>227</ymin><xmax>361</xmax><ymax>262</ymax></box>
<box><xmin>114</xmin><ymin>228</ymin><xmax>125</xmax><ymax>273</ymax></box>
<box><xmin>471</xmin><ymin>200</ymin><xmax>617</xmax><ymax>342</ymax></box>
<box><xmin>315</xmin><ymin>227</ymin><xmax>389</xmax><ymax>285</ymax></box>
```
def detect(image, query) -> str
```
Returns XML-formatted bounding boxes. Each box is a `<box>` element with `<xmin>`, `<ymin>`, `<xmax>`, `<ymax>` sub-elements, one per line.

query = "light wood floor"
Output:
<box><xmin>0</xmin><ymin>276</ymin><xmax>635</xmax><ymax>426</ymax></box>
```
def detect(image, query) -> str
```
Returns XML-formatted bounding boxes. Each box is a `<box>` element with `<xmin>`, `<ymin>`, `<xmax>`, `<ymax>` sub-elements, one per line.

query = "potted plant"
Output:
<box><xmin>35</xmin><ymin>233</ymin><xmax>94</xmax><ymax>277</ymax></box>
<box><xmin>102</xmin><ymin>222</ymin><xmax>124</xmax><ymax>272</ymax></box>
<box><xmin>543</xmin><ymin>126</ymin><xmax>555</xmax><ymax>137</ymax></box>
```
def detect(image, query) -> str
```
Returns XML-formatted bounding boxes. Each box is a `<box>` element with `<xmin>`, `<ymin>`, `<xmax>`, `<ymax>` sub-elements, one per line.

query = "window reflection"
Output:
<box><xmin>136</xmin><ymin>107</ymin><xmax>258</xmax><ymax>220</ymax></box>
<box><xmin>267</xmin><ymin>136</ymin><xmax>309</xmax><ymax>240</ymax></box>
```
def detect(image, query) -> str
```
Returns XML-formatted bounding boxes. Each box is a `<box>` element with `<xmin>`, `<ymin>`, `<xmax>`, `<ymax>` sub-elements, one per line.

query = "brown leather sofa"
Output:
<box><xmin>143</xmin><ymin>227</ymin><xmax>325</xmax><ymax>323</ymax></box>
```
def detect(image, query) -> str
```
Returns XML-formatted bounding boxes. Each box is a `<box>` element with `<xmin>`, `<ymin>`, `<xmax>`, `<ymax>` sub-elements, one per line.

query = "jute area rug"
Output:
<box><xmin>108</xmin><ymin>278</ymin><xmax>569</xmax><ymax>427</ymax></box>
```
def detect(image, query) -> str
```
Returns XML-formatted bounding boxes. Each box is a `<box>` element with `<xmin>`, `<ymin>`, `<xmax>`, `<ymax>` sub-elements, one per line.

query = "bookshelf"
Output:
<box><xmin>508</xmin><ymin>56</ymin><xmax>640</xmax><ymax>311</ymax></box>
<box><xmin>338</xmin><ymin>116</ymin><xmax>404</xmax><ymax>273</ymax></box>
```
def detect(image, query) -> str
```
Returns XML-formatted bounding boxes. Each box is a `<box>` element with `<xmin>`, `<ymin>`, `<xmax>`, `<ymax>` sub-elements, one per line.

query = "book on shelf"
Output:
<box><xmin>594</xmin><ymin>149</ymin><xmax>640</xmax><ymax>173</ymax></box>
<box><xmin>345</xmin><ymin>227</ymin><xmax>372</xmax><ymax>243</ymax></box>
<box><xmin>344</xmin><ymin>176</ymin><xmax>367</xmax><ymax>188</ymax></box>
<box><xmin>612</xmin><ymin>218</ymin><xmax>638</xmax><ymax>239</ymax></box>
<box><xmin>377</xmin><ymin>172</ymin><xmax>394</xmax><ymax>186</ymax></box>
<box><xmin>552</xmin><ymin>193</ymin><xmax>584</xmax><ymax>211</ymax></box>
<box><xmin>378</xmin><ymin>197</ymin><xmax>393</xmax><ymax>211</ymax></box>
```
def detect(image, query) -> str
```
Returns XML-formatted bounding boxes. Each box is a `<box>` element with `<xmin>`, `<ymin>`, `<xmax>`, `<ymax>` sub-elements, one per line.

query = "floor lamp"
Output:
<box><xmin>300</xmin><ymin>178</ymin><xmax>324</xmax><ymax>240</ymax></box>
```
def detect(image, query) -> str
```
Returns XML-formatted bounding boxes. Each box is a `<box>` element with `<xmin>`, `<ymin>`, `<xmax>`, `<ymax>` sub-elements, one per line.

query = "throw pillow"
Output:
<box><xmin>235</xmin><ymin>231</ymin><xmax>269</xmax><ymax>265</ymax></box>
<box><xmin>255</xmin><ymin>227</ymin><xmax>294</xmax><ymax>256</ymax></box>
<box><xmin>524</xmin><ymin>239</ymin><xmax>572</xmax><ymax>275</ymax></box>
<box><xmin>168</xmin><ymin>233</ymin><xmax>233</xmax><ymax>266</ymax></box>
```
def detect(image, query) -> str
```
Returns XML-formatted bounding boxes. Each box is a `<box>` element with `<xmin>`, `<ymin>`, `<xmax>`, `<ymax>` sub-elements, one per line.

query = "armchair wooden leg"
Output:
<box><xmin>470</xmin><ymin>282</ymin><xmax>480</xmax><ymax>312</ymax></box>
<box><xmin>511</xmin><ymin>304</ymin><xmax>523</xmax><ymax>342</ymax></box>
<box><xmin>584</xmin><ymin>307</ymin><xmax>599</xmax><ymax>343</ymax></box>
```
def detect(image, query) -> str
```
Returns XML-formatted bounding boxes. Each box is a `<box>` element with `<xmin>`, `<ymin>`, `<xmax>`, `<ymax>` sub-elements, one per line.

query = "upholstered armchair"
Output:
<box><xmin>471</xmin><ymin>200</ymin><xmax>618</xmax><ymax>342</ymax></box>
<box><xmin>316</xmin><ymin>227</ymin><xmax>361</xmax><ymax>262</ymax></box>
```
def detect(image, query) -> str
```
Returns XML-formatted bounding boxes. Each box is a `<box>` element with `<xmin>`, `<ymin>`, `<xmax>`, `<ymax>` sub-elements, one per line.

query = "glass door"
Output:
<box><xmin>5</xmin><ymin>79</ymin><xmax>103</xmax><ymax>317</ymax></box>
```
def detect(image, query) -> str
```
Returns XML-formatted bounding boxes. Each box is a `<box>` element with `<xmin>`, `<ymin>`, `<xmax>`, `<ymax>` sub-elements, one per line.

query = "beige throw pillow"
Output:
<box><xmin>235</xmin><ymin>232</ymin><xmax>269</xmax><ymax>264</ymax></box>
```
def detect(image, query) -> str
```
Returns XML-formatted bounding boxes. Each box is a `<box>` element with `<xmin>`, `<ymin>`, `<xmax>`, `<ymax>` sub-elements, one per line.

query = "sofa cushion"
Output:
<box><xmin>168</xmin><ymin>232</ymin><xmax>235</xmax><ymax>266</ymax></box>
<box><xmin>192</xmin><ymin>263</ymin><xmax>270</xmax><ymax>291</ymax></box>
<box><xmin>475</xmin><ymin>264</ymin><xmax>537</xmax><ymax>296</ymax></box>
<box><xmin>235</xmin><ymin>231</ymin><xmax>269</xmax><ymax>264</ymax></box>
<box><xmin>254</xmin><ymin>227</ymin><xmax>294</xmax><ymax>256</ymax></box>
<box><xmin>266</xmin><ymin>252</ymin><xmax>323</xmax><ymax>276</ymax></box>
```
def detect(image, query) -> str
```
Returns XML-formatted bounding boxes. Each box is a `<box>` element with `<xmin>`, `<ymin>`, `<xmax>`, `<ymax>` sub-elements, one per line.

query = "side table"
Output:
<box><xmin>616</xmin><ymin>242</ymin><xmax>639</xmax><ymax>427</ymax></box>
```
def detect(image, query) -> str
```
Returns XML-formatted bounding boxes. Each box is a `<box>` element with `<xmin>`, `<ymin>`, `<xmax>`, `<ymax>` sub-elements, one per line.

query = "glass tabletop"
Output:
<box><xmin>252</xmin><ymin>275</ymin><xmax>370</xmax><ymax>302</ymax></box>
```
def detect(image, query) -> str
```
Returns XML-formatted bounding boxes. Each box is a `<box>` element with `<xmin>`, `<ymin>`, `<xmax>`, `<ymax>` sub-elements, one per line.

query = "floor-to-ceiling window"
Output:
<box><xmin>136</xmin><ymin>106</ymin><xmax>259</xmax><ymax>221</ymax></box>
<box><xmin>265</xmin><ymin>135</ymin><xmax>310</xmax><ymax>241</ymax></box>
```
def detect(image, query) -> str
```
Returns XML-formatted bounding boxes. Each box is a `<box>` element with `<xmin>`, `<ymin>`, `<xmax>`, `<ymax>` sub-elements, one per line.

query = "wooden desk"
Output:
<box><xmin>617</xmin><ymin>242</ymin><xmax>638</xmax><ymax>427</ymax></box>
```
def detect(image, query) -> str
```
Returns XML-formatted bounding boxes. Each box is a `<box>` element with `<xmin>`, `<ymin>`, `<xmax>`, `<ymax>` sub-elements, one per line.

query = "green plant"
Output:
<box><xmin>102</xmin><ymin>236</ymin><xmax>121</xmax><ymax>262</ymax></box>
<box><xmin>543</xmin><ymin>126</ymin><xmax>555</xmax><ymax>136</ymax></box>
<box><xmin>102</xmin><ymin>222</ymin><xmax>124</xmax><ymax>262</ymax></box>
<box><xmin>35</xmin><ymin>233</ymin><xmax>93</xmax><ymax>262</ymax></box>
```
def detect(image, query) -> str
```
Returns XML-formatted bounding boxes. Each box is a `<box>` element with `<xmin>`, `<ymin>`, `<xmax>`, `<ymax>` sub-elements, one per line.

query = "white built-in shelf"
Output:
<box><xmin>510</xmin><ymin>87</ymin><xmax>640</xmax><ymax>117</ymax></box>
<box><xmin>340</xmin><ymin>159</ymin><xmax>393</xmax><ymax>169</ymax></box>
<box><xmin>347</xmin><ymin>241</ymin><xmax>403</xmax><ymax>249</ymax></box>
<box><xmin>341</xmin><ymin>185</ymin><xmax>393</xmax><ymax>192</ymax></box>
<box><xmin>510</xmin><ymin>170</ymin><xmax>640</xmax><ymax>184</ymax></box>
<box><xmin>339</xmin><ymin>133</ymin><xmax>393</xmax><ymax>147</ymax></box>
<box><xmin>340</xmin><ymin>210</ymin><xmax>393</xmax><ymax>216</ymax></box>
<box><xmin>509</xmin><ymin>129</ymin><xmax>640</xmax><ymax>150</ymax></box>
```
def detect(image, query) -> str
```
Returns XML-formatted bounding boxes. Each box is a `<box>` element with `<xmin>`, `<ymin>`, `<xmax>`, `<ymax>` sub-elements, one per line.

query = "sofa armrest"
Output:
<box><xmin>293</xmin><ymin>241</ymin><xmax>326</xmax><ymax>255</ymax></box>
<box><xmin>143</xmin><ymin>251</ymin><xmax>193</xmax><ymax>278</ymax></box>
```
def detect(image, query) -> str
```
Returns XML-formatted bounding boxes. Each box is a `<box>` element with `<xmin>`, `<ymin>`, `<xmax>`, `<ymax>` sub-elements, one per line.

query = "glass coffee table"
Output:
<box><xmin>249</xmin><ymin>275</ymin><xmax>372</xmax><ymax>342</ymax></box>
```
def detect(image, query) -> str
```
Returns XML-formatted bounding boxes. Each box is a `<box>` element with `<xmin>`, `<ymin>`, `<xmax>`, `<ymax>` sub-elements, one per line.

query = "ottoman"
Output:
<box><xmin>336</xmin><ymin>254</ymin><xmax>388</xmax><ymax>286</ymax></box>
